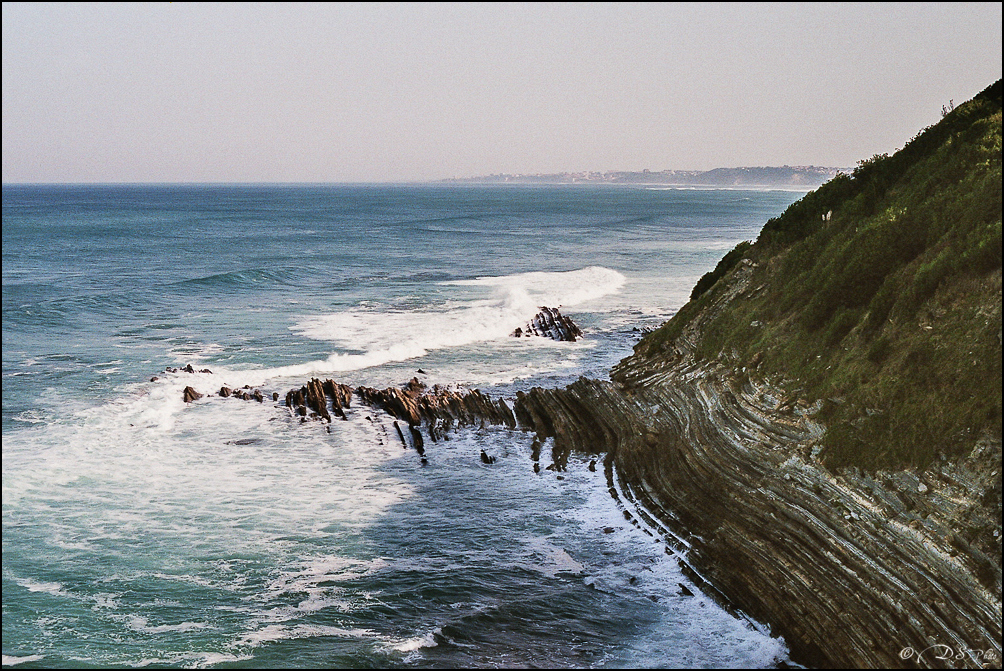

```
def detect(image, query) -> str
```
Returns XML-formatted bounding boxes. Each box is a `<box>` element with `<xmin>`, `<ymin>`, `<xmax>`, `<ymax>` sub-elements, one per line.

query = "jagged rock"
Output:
<box><xmin>393</xmin><ymin>421</ymin><xmax>408</xmax><ymax>447</ymax></box>
<box><xmin>354</xmin><ymin>381</ymin><xmax>515</xmax><ymax>431</ymax></box>
<box><xmin>409</xmin><ymin>425</ymin><xmax>425</xmax><ymax>455</ymax></box>
<box><xmin>480</xmin><ymin>449</ymin><xmax>496</xmax><ymax>464</ymax></box>
<box><xmin>285</xmin><ymin>380</ymin><xmax>349</xmax><ymax>419</ymax></box>
<box><xmin>183</xmin><ymin>364</ymin><xmax>195</xmax><ymax>373</ymax></box>
<box><xmin>252</xmin><ymin>389</ymin><xmax>263</xmax><ymax>403</ymax></box>
<box><xmin>321</xmin><ymin>379</ymin><xmax>352</xmax><ymax>419</ymax></box>
<box><xmin>405</xmin><ymin>377</ymin><xmax>425</xmax><ymax>395</ymax></box>
<box><xmin>272</xmin><ymin>392</ymin><xmax>279</xmax><ymax>402</ymax></box>
<box><xmin>182</xmin><ymin>386</ymin><xmax>203</xmax><ymax>403</ymax></box>
<box><xmin>305</xmin><ymin>378</ymin><xmax>330</xmax><ymax>421</ymax></box>
<box><xmin>219</xmin><ymin>386</ymin><xmax>232</xmax><ymax>397</ymax></box>
<box><xmin>512</xmin><ymin>307</ymin><xmax>583</xmax><ymax>341</ymax></box>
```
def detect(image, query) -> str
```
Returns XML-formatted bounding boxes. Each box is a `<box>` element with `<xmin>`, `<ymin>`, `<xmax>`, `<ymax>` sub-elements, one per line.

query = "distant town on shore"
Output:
<box><xmin>442</xmin><ymin>165</ymin><xmax>848</xmax><ymax>188</ymax></box>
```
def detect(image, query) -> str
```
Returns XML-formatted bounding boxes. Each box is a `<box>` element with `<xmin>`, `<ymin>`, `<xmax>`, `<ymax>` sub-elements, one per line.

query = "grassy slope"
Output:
<box><xmin>637</xmin><ymin>80</ymin><xmax>1002</xmax><ymax>471</ymax></box>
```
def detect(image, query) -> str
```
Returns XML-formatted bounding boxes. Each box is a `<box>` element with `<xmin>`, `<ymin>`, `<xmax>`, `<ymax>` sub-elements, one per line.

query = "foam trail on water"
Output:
<box><xmin>446</xmin><ymin>266</ymin><xmax>626</xmax><ymax>306</ymax></box>
<box><xmin>252</xmin><ymin>267</ymin><xmax>626</xmax><ymax>379</ymax></box>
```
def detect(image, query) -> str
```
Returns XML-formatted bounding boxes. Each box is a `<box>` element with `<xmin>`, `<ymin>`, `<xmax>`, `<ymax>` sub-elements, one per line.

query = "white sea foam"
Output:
<box><xmin>125</xmin><ymin>616</ymin><xmax>212</xmax><ymax>634</ymax></box>
<box><xmin>16</xmin><ymin>578</ymin><xmax>68</xmax><ymax>597</ymax></box>
<box><xmin>235</xmin><ymin>623</ymin><xmax>377</xmax><ymax>648</ymax></box>
<box><xmin>131</xmin><ymin>652</ymin><xmax>255</xmax><ymax>669</ymax></box>
<box><xmin>446</xmin><ymin>265</ymin><xmax>626</xmax><ymax>305</ymax></box>
<box><xmin>273</xmin><ymin>267</ymin><xmax>625</xmax><ymax>377</ymax></box>
<box><xmin>390</xmin><ymin>628</ymin><xmax>441</xmax><ymax>652</ymax></box>
<box><xmin>1</xmin><ymin>655</ymin><xmax>45</xmax><ymax>666</ymax></box>
<box><xmin>520</xmin><ymin>540</ymin><xmax>587</xmax><ymax>578</ymax></box>
<box><xmin>559</xmin><ymin>456</ymin><xmax>790</xmax><ymax>668</ymax></box>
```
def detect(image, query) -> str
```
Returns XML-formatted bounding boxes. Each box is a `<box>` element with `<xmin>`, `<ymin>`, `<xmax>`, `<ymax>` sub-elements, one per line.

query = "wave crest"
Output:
<box><xmin>280</xmin><ymin>267</ymin><xmax>624</xmax><ymax>375</ymax></box>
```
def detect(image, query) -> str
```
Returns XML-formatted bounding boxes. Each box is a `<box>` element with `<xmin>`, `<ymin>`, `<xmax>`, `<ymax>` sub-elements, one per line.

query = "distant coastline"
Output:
<box><xmin>440</xmin><ymin>165</ymin><xmax>848</xmax><ymax>189</ymax></box>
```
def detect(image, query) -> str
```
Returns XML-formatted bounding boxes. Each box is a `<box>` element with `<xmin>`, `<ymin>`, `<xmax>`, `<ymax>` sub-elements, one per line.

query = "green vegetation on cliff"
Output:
<box><xmin>640</xmin><ymin>80</ymin><xmax>1002</xmax><ymax>471</ymax></box>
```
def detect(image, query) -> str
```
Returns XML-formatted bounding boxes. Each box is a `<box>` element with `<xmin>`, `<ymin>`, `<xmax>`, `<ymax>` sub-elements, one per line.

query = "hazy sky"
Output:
<box><xmin>3</xmin><ymin>2</ymin><xmax>1001</xmax><ymax>183</ymax></box>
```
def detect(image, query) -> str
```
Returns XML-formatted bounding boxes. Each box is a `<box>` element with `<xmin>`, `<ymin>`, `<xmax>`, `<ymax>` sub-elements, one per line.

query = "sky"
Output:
<box><xmin>2</xmin><ymin>2</ymin><xmax>1002</xmax><ymax>183</ymax></box>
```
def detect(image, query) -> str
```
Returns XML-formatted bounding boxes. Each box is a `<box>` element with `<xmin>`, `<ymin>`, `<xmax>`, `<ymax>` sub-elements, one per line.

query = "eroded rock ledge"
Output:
<box><xmin>512</xmin><ymin>354</ymin><xmax>1002</xmax><ymax>668</ymax></box>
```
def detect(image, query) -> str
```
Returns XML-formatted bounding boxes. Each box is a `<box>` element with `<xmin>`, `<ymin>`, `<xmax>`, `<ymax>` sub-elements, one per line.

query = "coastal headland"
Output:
<box><xmin>511</xmin><ymin>80</ymin><xmax>1003</xmax><ymax>668</ymax></box>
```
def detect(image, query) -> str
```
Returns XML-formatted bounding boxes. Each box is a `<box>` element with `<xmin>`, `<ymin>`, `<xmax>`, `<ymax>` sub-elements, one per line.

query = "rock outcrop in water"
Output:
<box><xmin>275</xmin><ymin>376</ymin><xmax>516</xmax><ymax>442</ymax></box>
<box><xmin>354</xmin><ymin>377</ymin><xmax>516</xmax><ymax>434</ymax></box>
<box><xmin>285</xmin><ymin>378</ymin><xmax>354</xmax><ymax>420</ymax></box>
<box><xmin>513</xmin><ymin>307</ymin><xmax>583</xmax><ymax>341</ymax></box>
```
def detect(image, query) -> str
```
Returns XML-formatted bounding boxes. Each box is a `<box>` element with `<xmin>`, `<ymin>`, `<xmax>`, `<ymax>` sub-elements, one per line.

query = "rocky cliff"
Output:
<box><xmin>514</xmin><ymin>82</ymin><xmax>1003</xmax><ymax>668</ymax></box>
<box><xmin>515</xmin><ymin>261</ymin><xmax>1001</xmax><ymax>668</ymax></box>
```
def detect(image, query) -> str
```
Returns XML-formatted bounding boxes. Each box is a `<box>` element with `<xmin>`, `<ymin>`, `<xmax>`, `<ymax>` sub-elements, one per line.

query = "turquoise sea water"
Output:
<box><xmin>2</xmin><ymin>184</ymin><xmax>802</xmax><ymax>668</ymax></box>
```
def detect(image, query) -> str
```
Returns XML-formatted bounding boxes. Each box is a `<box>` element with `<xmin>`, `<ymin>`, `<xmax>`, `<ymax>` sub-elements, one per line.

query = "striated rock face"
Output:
<box><xmin>514</xmin><ymin>353</ymin><xmax>1002</xmax><ymax>668</ymax></box>
<box><xmin>513</xmin><ymin>307</ymin><xmax>583</xmax><ymax>341</ymax></box>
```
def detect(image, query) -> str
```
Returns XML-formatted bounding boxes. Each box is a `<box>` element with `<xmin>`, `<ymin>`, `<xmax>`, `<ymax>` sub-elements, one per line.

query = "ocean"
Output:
<box><xmin>2</xmin><ymin>184</ymin><xmax>803</xmax><ymax>668</ymax></box>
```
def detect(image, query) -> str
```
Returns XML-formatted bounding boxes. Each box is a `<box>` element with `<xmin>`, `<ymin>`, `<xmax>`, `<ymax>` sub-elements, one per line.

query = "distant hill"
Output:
<box><xmin>441</xmin><ymin>165</ymin><xmax>846</xmax><ymax>188</ymax></box>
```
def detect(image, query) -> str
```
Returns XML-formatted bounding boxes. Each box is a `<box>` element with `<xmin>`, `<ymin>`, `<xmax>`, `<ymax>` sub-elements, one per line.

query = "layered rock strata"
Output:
<box><xmin>280</xmin><ymin>377</ymin><xmax>516</xmax><ymax>441</ymax></box>
<box><xmin>355</xmin><ymin>377</ymin><xmax>516</xmax><ymax>432</ymax></box>
<box><xmin>513</xmin><ymin>349</ymin><xmax>1002</xmax><ymax>666</ymax></box>
<box><xmin>167</xmin><ymin>329</ymin><xmax>1002</xmax><ymax>669</ymax></box>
